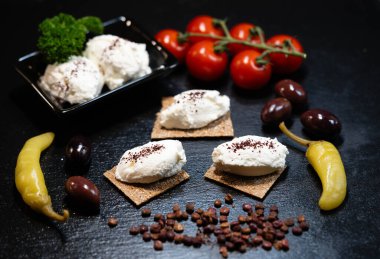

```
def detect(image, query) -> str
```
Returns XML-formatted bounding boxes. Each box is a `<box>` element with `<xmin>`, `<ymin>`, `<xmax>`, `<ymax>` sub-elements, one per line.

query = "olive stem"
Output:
<box><xmin>279</xmin><ymin>122</ymin><xmax>312</xmax><ymax>147</ymax></box>
<box><xmin>41</xmin><ymin>206</ymin><xmax>69</xmax><ymax>222</ymax></box>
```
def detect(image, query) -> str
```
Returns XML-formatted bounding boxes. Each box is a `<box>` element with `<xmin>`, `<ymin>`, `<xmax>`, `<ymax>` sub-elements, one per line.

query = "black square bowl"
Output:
<box><xmin>15</xmin><ymin>16</ymin><xmax>178</xmax><ymax>116</ymax></box>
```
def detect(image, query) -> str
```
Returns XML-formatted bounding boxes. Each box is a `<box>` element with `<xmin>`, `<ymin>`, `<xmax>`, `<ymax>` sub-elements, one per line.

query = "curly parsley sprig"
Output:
<box><xmin>37</xmin><ymin>13</ymin><xmax>103</xmax><ymax>64</ymax></box>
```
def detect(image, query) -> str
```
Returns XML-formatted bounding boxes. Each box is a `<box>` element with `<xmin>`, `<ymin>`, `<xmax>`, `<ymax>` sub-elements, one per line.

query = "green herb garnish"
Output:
<box><xmin>37</xmin><ymin>13</ymin><xmax>104</xmax><ymax>64</ymax></box>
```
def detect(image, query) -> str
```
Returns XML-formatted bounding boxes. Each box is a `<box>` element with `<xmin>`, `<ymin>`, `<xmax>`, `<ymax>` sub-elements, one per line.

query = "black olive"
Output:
<box><xmin>65</xmin><ymin>135</ymin><xmax>91</xmax><ymax>167</ymax></box>
<box><xmin>301</xmin><ymin>109</ymin><xmax>342</xmax><ymax>137</ymax></box>
<box><xmin>274</xmin><ymin>79</ymin><xmax>307</xmax><ymax>106</ymax></box>
<box><xmin>261</xmin><ymin>98</ymin><xmax>292</xmax><ymax>125</ymax></box>
<box><xmin>65</xmin><ymin>176</ymin><xmax>100</xmax><ymax>211</ymax></box>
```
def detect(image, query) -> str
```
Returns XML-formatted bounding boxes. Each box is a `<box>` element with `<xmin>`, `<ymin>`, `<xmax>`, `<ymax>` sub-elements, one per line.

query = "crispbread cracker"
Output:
<box><xmin>204</xmin><ymin>166</ymin><xmax>286</xmax><ymax>199</ymax></box>
<box><xmin>104</xmin><ymin>167</ymin><xmax>190</xmax><ymax>206</ymax></box>
<box><xmin>151</xmin><ymin>97</ymin><xmax>234</xmax><ymax>139</ymax></box>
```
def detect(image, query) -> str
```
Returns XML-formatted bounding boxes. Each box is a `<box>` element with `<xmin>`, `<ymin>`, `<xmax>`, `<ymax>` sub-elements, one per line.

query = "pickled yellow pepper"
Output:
<box><xmin>279</xmin><ymin>122</ymin><xmax>347</xmax><ymax>211</ymax></box>
<box><xmin>15</xmin><ymin>132</ymin><xmax>69</xmax><ymax>221</ymax></box>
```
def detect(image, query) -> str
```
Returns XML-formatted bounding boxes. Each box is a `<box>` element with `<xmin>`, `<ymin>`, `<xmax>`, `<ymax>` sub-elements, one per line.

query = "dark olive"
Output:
<box><xmin>274</xmin><ymin>79</ymin><xmax>307</xmax><ymax>106</ymax></box>
<box><xmin>301</xmin><ymin>109</ymin><xmax>342</xmax><ymax>137</ymax></box>
<box><xmin>65</xmin><ymin>135</ymin><xmax>91</xmax><ymax>167</ymax></box>
<box><xmin>261</xmin><ymin>98</ymin><xmax>292</xmax><ymax>125</ymax></box>
<box><xmin>65</xmin><ymin>176</ymin><xmax>100</xmax><ymax>211</ymax></box>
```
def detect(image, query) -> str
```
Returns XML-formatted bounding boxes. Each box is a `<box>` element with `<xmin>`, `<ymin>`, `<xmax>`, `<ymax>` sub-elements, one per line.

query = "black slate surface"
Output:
<box><xmin>1</xmin><ymin>0</ymin><xmax>380</xmax><ymax>258</ymax></box>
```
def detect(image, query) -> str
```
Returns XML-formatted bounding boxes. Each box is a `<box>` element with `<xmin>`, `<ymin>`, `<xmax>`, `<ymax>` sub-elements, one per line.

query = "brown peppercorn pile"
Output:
<box><xmin>127</xmin><ymin>198</ymin><xmax>309</xmax><ymax>257</ymax></box>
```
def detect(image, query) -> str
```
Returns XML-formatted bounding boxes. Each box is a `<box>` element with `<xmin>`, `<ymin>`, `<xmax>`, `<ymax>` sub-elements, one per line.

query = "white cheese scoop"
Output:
<box><xmin>160</xmin><ymin>89</ymin><xmax>230</xmax><ymax>129</ymax></box>
<box><xmin>39</xmin><ymin>56</ymin><xmax>104</xmax><ymax>104</ymax></box>
<box><xmin>115</xmin><ymin>140</ymin><xmax>186</xmax><ymax>184</ymax></box>
<box><xmin>212</xmin><ymin>135</ymin><xmax>288</xmax><ymax>176</ymax></box>
<box><xmin>83</xmin><ymin>34</ymin><xmax>151</xmax><ymax>90</ymax></box>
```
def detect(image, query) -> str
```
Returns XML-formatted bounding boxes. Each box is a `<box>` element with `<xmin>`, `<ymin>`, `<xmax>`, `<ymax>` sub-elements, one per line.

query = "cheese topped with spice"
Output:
<box><xmin>39</xmin><ymin>56</ymin><xmax>104</xmax><ymax>104</ymax></box>
<box><xmin>212</xmin><ymin>135</ymin><xmax>288</xmax><ymax>176</ymax></box>
<box><xmin>115</xmin><ymin>140</ymin><xmax>186</xmax><ymax>184</ymax></box>
<box><xmin>160</xmin><ymin>90</ymin><xmax>230</xmax><ymax>129</ymax></box>
<box><xmin>83</xmin><ymin>34</ymin><xmax>151</xmax><ymax>90</ymax></box>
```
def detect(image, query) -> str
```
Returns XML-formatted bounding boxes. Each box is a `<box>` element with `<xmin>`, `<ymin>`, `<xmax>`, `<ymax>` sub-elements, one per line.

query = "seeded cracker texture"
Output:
<box><xmin>204</xmin><ymin>166</ymin><xmax>286</xmax><ymax>199</ymax></box>
<box><xmin>104</xmin><ymin>167</ymin><xmax>190</xmax><ymax>206</ymax></box>
<box><xmin>151</xmin><ymin>97</ymin><xmax>234</xmax><ymax>139</ymax></box>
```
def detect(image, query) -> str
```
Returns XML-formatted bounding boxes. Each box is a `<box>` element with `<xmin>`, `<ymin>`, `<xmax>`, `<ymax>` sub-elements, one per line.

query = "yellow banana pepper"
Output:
<box><xmin>279</xmin><ymin>122</ymin><xmax>347</xmax><ymax>211</ymax></box>
<box><xmin>15</xmin><ymin>132</ymin><xmax>69</xmax><ymax>221</ymax></box>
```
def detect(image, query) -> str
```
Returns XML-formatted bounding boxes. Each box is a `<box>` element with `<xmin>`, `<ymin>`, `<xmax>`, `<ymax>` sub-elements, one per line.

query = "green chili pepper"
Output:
<box><xmin>15</xmin><ymin>132</ymin><xmax>69</xmax><ymax>221</ymax></box>
<box><xmin>279</xmin><ymin>122</ymin><xmax>347</xmax><ymax>211</ymax></box>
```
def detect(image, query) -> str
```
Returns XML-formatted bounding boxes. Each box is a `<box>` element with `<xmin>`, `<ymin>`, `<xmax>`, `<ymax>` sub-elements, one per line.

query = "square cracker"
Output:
<box><xmin>204</xmin><ymin>166</ymin><xmax>285</xmax><ymax>199</ymax></box>
<box><xmin>151</xmin><ymin>97</ymin><xmax>234</xmax><ymax>139</ymax></box>
<box><xmin>104</xmin><ymin>167</ymin><xmax>190</xmax><ymax>206</ymax></box>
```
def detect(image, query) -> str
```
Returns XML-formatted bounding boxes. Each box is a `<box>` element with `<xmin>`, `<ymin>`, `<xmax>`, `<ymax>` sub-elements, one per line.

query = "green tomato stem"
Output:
<box><xmin>183</xmin><ymin>32</ymin><xmax>306</xmax><ymax>60</ymax></box>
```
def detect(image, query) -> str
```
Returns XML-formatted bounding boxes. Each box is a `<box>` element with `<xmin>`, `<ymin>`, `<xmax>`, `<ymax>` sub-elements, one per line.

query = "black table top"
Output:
<box><xmin>1</xmin><ymin>0</ymin><xmax>380</xmax><ymax>258</ymax></box>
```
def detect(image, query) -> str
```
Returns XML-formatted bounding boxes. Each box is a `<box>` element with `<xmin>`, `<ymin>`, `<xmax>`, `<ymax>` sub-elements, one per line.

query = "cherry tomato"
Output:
<box><xmin>155</xmin><ymin>29</ymin><xmax>190</xmax><ymax>63</ymax></box>
<box><xmin>230</xmin><ymin>50</ymin><xmax>272</xmax><ymax>90</ymax></box>
<box><xmin>266</xmin><ymin>34</ymin><xmax>304</xmax><ymax>74</ymax></box>
<box><xmin>186</xmin><ymin>15</ymin><xmax>224</xmax><ymax>43</ymax></box>
<box><xmin>228</xmin><ymin>23</ymin><xmax>262</xmax><ymax>55</ymax></box>
<box><xmin>186</xmin><ymin>40</ymin><xmax>228</xmax><ymax>81</ymax></box>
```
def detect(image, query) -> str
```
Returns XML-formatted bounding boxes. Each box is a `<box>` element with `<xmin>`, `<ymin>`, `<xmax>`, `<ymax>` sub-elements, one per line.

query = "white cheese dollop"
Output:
<box><xmin>39</xmin><ymin>56</ymin><xmax>104</xmax><ymax>104</ymax></box>
<box><xmin>212</xmin><ymin>135</ymin><xmax>288</xmax><ymax>176</ymax></box>
<box><xmin>160</xmin><ymin>90</ymin><xmax>230</xmax><ymax>129</ymax></box>
<box><xmin>115</xmin><ymin>140</ymin><xmax>186</xmax><ymax>184</ymax></box>
<box><xmin>83</xmin><ymin>34</ymin><xmax>151</xmax><ymax>90</ymax></box>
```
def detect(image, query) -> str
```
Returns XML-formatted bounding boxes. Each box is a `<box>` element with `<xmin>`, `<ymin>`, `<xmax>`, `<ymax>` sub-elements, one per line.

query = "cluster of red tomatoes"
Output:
<box><xmin>155</xmin><ymin>15</ymin><xmax>305</xmax><ymax>90</ymax></box>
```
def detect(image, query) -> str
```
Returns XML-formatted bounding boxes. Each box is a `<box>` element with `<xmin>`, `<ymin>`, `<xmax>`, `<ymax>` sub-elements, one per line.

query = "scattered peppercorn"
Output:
<box><xmin>166</xmin><ymin>212</ymin><xmax>176</xmax><ymax>219</ymax></box>
<box><xmin>173</xmin><ymin>203</ymin><xmax>180</xmax><ymax>212</ymax></box>
<box><xmin>220</xmin><ymin>246</ymin><xmax>228</xmax><ymax>258</ymax></box>
<box><xmin>174</xmin><ymin>234</ymin><xmax>184</xmax><ymax>244</ymax></box>
<box><xmin>241</xmin><ymin>227</ymin><xmax>251</xmax><ymax>235</ymax></box>
<box><xmin>174</xmin><ymin>223</ymin><xmax>184</xmax><ymax>233</ymax></box>
<box><xmin>284</xmin><ymin>218</ymin><xmax>295</xmax><ymax>226</ymax></box>
<box><xmin>107</xmin><ymin>217</ymin><xmax>118</xmax><ymax>227</ymax></box>
<box><xmin>154</xmin><ymin>240</ymin><xmax>163</xmax><ymax>250</ymax></box>
<box><xmin>193</xmin><ymin>235</ymin><xmax>203</xmax><ymax>248</ymax></box>
<box><xmin>253</xmin><ymin>235</ymin><xmax>263</xmax><ymax>245</ymax></box>
<box><xmin>280</xmin><ymin>225</ymin><xmax>289</xmax><ymax>233</ymax></box>
<box><xmin>191</xmin><ymin>212</ymin><xmax>201</xmax><ymax>222</ymax></box>
<box><xmin>141</xmin><ymin>208</ymin><xmax>151</xmax><ymax>217</ymax></box>
<box><xmin>186</xmin><ymin>203</ymin><xmax>195</xmax><ymax>213</ymax></box>
<box><xmin>214</xmin><ymin>199</ymin><xmax>222</xmax><ymax>208</ymax></box>
<box><xmin>129</xmin><ymin>226</ymin><xmax>140</xmax><ymax>235</ymax></box>
<box><xmin>255</xmin><ymin>203</ymin><xmax>265</xmax><ymax>210</ymax></box>
<box><xmin>220</xmin><ymin>206</ymin><xmax>230</xmax><ymax>216</ymax></box>
<box><xmin>238</xmin><ymin>215</ymin><xmax>246</xmax><ymax>223</ymax></box>
<box><xmin>242</xmin><ymin>203</ymin><xmax>252</xmax><ymax>213</ymax></box>
<box><xmin>181</xmin><ymin>211</ymin><xmax>189</xmax><ymax>221</ymax></box>
<box><xmin>127</xmin><ymin>199</ymin><xmax>309</xmax><ymax>256</ymax></box>
<box><xmin>298</xmin><ymin>215</ymin><xmax>306</xmax><ymax>223</ymax></box>
<box><xmin>142</xmin><ymin>232</ymin><xmax>151</xmax><ymax>242</ymax></box>
<box><xmin>166</xmin><ymin>231</ymin><xmax>175</xmax><ymax>242</ymax></box>
<box><xmin>183</xmin><ymin>235</ymin><xmax>193</xmax><ymax>246</ymax></box>
<box><xmin>262</xmin><ymin>240</ymin><xmax>273</xmax><ymax>250</ymax></box>
<box><xmin>196</xmin><ymin>219</ymin><xmax>203</xmax><ymax>227</ymax></box>
<box><xmin>154</xmin><ymin>213</ymin><xmax>163</xmax><ymax>222</ymax></box>
<box><xmin>299</xmin><ymin>221</ymin><xmax>309</xmax><ymax>231</ymax></box>
<box><xmin>292</xmin><ymin>226</ymin><xmax>303</xmax><ymax>235</ymax></box>
<box><xmin>139</xmin><ymin>224</ymin><xmax>149</xmax><ymax>234</ymax></box>
<box><xmin>150</xmin><ymin>223</ymin><xmax>161</xmax><ymax>234</ymax></box>
<box><xmin>196</xmin><ymin>208</ymin><xmax>204</xmax><ymax>215</ymax></box>
<box><xmin>225</xmin><ymin>193</ymin><xmax>234</xmax><ymax>204</ymax></box>
<box><xmin>281</xmin><ymin>239</ymin><xmax>289</xmax><ymax>250</ymax></box>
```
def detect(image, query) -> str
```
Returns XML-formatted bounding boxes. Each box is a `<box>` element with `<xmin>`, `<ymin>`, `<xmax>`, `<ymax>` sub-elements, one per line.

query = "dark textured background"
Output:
<box><xmin>1</xmin><ymin>0</ymin><xmax>380</xmax><ymax>258</ymax></box>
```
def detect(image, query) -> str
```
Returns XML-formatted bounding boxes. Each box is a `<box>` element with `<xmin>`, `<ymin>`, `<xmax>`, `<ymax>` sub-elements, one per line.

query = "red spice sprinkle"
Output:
<box><xmin>227</xmin><ymin>139</ymin><xmax>275</xmax><ymax>153</ymax></box>
<box><xmin>122</xmin><ymin>144</ymin><xmax>164</xmax><ymax>163</ymax></box>
<box><xmin>179</xmin><ymin>91</ymin><xmax>206</xmax><ymax>103</ymax></box>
